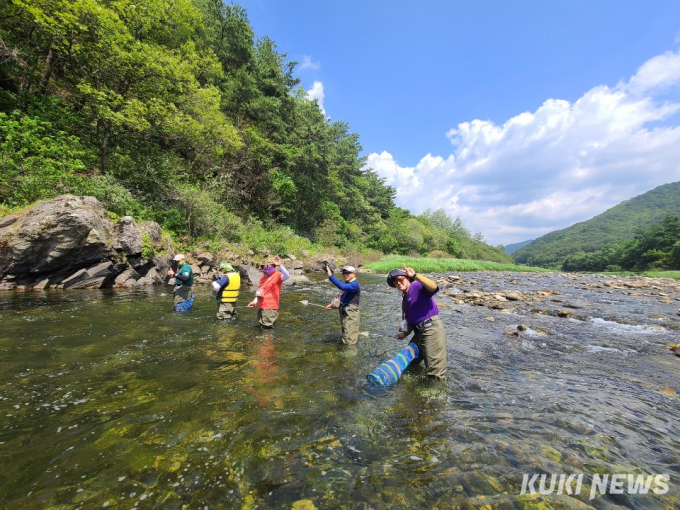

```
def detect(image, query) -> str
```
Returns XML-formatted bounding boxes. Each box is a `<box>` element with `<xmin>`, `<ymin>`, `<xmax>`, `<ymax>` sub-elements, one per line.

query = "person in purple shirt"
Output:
<box><xmin>387</xmin><ymin>264</ymin><xmax>447</xmax><ymax>380</ymax></box>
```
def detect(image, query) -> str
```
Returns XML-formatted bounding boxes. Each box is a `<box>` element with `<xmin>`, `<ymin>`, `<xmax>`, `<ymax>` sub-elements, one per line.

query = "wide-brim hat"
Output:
<box><xmin>387</xmin><ymin>269</ymin><xmax>408</xmax><ymax>287</ymax></box>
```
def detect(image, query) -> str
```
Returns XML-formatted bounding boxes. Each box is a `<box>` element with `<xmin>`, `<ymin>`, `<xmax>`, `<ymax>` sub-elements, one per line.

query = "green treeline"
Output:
<box><xmin>0</xmin><ymin>0</ymin><xmax>509</xmax><ymax>262</ymax></box>
<box><xmin>562</xmin><ymin>213</ymin><xmax>680</xmax><ymax>272</ymax></box>
<box><xmin>512</xmin><ymin>182</ymin><xmax>680</xmax><ymax>268</ymax></box>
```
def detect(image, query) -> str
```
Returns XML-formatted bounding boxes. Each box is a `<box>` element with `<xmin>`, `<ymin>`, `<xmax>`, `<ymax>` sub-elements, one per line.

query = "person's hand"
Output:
<box><xmin>395</xmin><ymin>331</ymin><xmax>408</xmax><ymax>340</ymax></box>
<box><xmin>324</xmin><ymin>263</ymin><xmax>332</xmax><ymax>276</ymax></box>
<box><xmin>247</xmin><ymin>300</ymin><xmax>256</xmax><ymax>308</ymax></box>
<box><xmin>326</xmin><ymin>303</ymin><xmax>333</xmax><ymax>310</ymax></box>
<box><xmin>402</xmin><ymin>264</ymin><xmax>416</xmax><ymax>279</ymax></box>
<box><xmin>166</xmin><ymin>268</ymin><xmax>175</xmax><ymax>276</ymax></box>
<box><xmin>273</xmin><ymin>255</ymin><xmax>281</xmax><ymax>267</ymax></box>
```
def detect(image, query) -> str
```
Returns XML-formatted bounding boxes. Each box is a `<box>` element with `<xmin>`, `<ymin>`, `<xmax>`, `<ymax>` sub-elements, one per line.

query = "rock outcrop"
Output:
<box><xmin>0</xmin><ymin>195</ymin><xmax>114</xmax><ymax>278</ymax></box>
<box><xmin>0</xmin><ymin>195</ymin><xmax>169</xmax><ymax>290</ymax></box>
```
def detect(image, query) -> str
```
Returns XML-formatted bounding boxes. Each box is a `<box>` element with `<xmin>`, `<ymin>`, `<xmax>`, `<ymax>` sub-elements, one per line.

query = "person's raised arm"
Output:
<box><xmin>278</xmin><ymin>264</ymin><xmax>290</xmax><ymax>282</ymax></box>
<box><xmin>403</xmin><ymin>264</ymin><xmax>437</xmax><ymax>292</ymax></box>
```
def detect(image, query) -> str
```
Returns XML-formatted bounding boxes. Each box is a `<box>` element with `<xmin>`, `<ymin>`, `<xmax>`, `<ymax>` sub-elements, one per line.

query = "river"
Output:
<box><xmin>0</xmin><ymin>272</ymin><xmax>678</xmax><ymax>509</ymax></box>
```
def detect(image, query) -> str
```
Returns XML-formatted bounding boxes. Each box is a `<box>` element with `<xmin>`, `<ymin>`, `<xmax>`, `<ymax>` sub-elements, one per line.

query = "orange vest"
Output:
<box><xmin>257</xmin><ymin>272</ymin><xmax>283</xmax><ymax>309</ymax></box>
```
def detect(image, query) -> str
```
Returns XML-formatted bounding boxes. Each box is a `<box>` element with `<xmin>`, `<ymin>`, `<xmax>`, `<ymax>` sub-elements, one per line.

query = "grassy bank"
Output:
<box><xmin>642</xmin><ymin>271</ymin><xmax>680</xmax><ymax>280</ymax></box>
<box><xmin>364</xmin><ymin>256</ymin><xmax>552</xmax><ymax>274</ymax></box>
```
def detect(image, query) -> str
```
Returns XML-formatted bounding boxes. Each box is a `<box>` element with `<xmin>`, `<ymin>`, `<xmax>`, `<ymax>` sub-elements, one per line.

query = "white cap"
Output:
<box><xmin>341</xmin><ymin>265</ymin><xmax>356</xmax><ymax>273</ymax></box>
<box><xmin>172</xmin><ymin>254</ymin><xmax>185</xmax><ymax>261</ymax></box>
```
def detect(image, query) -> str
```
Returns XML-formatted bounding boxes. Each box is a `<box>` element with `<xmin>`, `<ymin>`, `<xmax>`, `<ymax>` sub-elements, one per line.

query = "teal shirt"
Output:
<box><xmin>175</xmin><ymin>262</ymin><xmax>194</xmax><ymax>287</ymax></box>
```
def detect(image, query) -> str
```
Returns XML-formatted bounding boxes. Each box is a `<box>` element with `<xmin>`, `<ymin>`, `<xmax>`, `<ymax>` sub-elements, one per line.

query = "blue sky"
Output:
<box><xmin>237</xmin><ymin>1</ymin><xmax>680</xmax><ymax>245</ymax></box>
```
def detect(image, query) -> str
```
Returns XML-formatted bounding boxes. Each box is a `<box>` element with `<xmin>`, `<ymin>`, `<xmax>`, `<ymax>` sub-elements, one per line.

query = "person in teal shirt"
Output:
<box><xmin>167</xmin><ymin>254</ymin><xmax>194</xmax><ymax>305</ymax></box>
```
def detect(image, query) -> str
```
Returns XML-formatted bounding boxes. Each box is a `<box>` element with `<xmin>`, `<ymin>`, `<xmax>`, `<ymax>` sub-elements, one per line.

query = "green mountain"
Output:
<box><xmin>512</xmin><ymin>181</ymin><xmax>680</xmax><ymax>267</ymax></box>
<box><xmin>504</xmin><ymin>239</ymin><xmax>534</xmax><ymax>255</ymax></box>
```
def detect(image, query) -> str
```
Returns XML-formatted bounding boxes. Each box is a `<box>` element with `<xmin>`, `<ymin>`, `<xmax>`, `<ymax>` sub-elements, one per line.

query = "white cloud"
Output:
<box><xmin>365</xmin><ymin>49</ymin><xmax>680</xmax><ymax>245</ymax></box>
<box><xmin>299</xmin><ymin>55</ymin><xmax>321</xmax><ymax>71</ymax></box>
<box><xmin>305</xmin><ymin>80</ymin><xmax>325</xmax><ymax>114</ymax></box>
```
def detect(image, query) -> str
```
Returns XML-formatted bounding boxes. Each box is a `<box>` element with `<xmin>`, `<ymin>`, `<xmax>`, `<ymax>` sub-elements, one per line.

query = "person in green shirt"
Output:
<box><xmin>167</xmin><ymin>254</ymin><xmax>194</xmax><ymax>305</ymax></box>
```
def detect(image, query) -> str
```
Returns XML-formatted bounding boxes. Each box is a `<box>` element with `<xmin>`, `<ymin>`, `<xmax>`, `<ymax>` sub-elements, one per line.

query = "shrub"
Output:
<box><xmin>72</xmin><ymin>174</ymin><xmax>146</xmax><ymax>219</ymax></box>
<box><xmin>0</xmin><ymin>110</ymin><xmax>91</xmax><ymax>208</ymax></box>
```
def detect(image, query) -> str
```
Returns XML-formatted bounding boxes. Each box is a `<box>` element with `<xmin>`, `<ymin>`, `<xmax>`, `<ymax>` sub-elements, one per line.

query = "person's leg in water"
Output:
<box><xmin>258</xmin><ymin>308</ymin><xmax>278</xmax><ymax>328</ymax></box>
<box><xmin>411</xmin><ymin>317</ymin><xmax>446</xmax><ymax>380</ymax></box>
<box><xmin>340</xmin><ymin>304</ymin><xmax>360</xmax><ymax>345</ymax></box>
<box><xmin>217</xmin><ymin>302</ymin><xmax>236</xmax><ymax>320</ymax></box>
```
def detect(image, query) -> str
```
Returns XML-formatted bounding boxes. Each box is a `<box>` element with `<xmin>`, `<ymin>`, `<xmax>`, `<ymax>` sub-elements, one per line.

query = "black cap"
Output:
<box><xmin>387</xmin><ymin>269</ymin><xmax>408</xmax><ymax>287</ymax></box>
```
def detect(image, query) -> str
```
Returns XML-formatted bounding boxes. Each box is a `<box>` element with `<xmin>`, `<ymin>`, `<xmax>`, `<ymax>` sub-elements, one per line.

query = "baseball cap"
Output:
<box><xmin>386</xmin><ymin>269</ymin><xmax>408</xmax><ymax>287</ymax></box>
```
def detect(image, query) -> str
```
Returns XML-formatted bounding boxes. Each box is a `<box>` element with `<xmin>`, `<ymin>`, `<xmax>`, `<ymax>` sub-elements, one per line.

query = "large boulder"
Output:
<box><xmin>0</xmin><ymin>195</ymin><xmax>114</xmax><ymax>278</ymax></box>
<box><xmin>114</xmin><ymin>267</ymin><xmax>143</xmax><ymax>288</ymax></box>
<box><xmin>138</xmin><ymin>221</ymin><xmax>163</xmax><ymax>246</ymax></box>
<box><xmin>283</xmin><ymin>275</ymin><xmax>312</xmax><ymax>286</ymax></box>
<box><xmin>0</xmin><ymin>195</ymin><xmax>168</xmax><ymax>290</ymax></box>
<box><xmin>237</xmin><ymin>264</ymin><xmax>262</xmax><ymax>287</ymax></box>
<box><xmin>62</xmin><ymin>261</ymin><xmax>116</xmax><ymax>289</ymax></box>
<box><xmin>193</xmin><ymin>249</ymin><xmax>214</xmax><ymax>266</ymax></box>
<box><xmin>112</xmin><ymin>216</ymin><xmax>142</xmax><ymax>256</ymax></box>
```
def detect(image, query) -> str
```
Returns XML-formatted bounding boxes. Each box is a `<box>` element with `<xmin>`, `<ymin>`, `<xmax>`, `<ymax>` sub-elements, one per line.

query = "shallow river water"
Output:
<box><xmin>0</xmin><ymin>272</ymin><xmax>678</xmax><ymax>509</ymax></box>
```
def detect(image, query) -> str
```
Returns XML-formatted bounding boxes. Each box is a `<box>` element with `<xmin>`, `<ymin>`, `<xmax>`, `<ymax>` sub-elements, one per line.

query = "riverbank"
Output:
<box><xmin>0</xmin><ymin>194</ymin><xmax>367</xmax><ymax>291</ymax></box>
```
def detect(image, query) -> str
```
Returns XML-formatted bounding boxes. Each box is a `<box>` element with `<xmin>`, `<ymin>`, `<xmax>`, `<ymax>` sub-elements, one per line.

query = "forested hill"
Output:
<box><xmin>504</xmin><ymin>239</ymin><xmax>534</xmax><ymax>255</ymax></box>
<box><xmin>0</xmin><ymin>0</ymin><xmax>509</xmax><ymax>263</ymax></box>
<box><xmin>512</xmin><ymin>181</ymin><xmax>680</xmax><ymax>267</ymax></box>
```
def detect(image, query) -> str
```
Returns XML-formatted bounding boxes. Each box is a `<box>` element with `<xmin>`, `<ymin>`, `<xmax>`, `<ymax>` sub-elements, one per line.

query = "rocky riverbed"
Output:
<box><xmin>431</xmin><ymin>271</ymin><xmax>680</xmax><ymax>354</ymax></box>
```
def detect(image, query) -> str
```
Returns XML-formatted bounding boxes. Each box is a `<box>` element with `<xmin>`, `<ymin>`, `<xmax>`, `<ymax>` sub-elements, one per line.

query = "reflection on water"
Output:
<box><xmin>0</xmin><ymin>273</ymin><xmax>678</xmax><ymax>509</ymax></box>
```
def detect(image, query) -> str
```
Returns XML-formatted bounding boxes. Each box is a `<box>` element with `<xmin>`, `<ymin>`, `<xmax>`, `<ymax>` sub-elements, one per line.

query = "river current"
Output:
<box><xmin>0</xmin><ymin>272</ymin><xmax>678</xmax><ymax>509</ymax></box>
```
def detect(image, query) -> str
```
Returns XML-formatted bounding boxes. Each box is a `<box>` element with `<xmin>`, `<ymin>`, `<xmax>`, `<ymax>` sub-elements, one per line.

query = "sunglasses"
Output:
<box><xmin>395</xmin><ymin>276</ymin><xmax>408</xmax><ymax>284</ymax></box>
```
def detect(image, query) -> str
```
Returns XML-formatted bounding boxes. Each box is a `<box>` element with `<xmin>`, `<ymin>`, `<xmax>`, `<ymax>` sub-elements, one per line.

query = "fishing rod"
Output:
<box><xmin>299</xmin><ymin>300</ymin><xmax>328</xmax><ymax>308</ymax></box>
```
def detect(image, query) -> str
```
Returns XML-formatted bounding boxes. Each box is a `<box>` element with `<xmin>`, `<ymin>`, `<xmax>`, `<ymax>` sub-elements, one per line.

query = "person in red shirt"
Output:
<box><xmin>247</xmin><ymin>255</ymin><xmax>290</xmax><ymax>328</ymax></box>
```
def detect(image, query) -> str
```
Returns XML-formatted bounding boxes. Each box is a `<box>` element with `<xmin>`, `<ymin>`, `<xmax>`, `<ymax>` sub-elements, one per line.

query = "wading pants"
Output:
<box><xmin>411</xmin><ymin>315</ymin><xmax>447</xmax><ymax>380</ymax></box>
<box><xmin>217</xmin><ymin>302</ymin><xmax>236</xmax><ymax>320</ymax></box>
<box><xmin>339</xmin><ymin>303</ymin><xmax>360</xmax><ymax>345</ymax></box>
<box><xmin>173</xmin><ymin>285</ymin><xmax>192</xmax><ymax>305</ymax></box>
<box><xmin>258</xmin><ymin>308</ymin><xmax>278</xmax><ymax>328</ymax></box>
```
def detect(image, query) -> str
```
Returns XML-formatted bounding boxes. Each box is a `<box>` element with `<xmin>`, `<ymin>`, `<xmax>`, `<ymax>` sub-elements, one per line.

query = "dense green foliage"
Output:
<box><xmin>561</xmin><ymin>213</ymin><xmax>680</xmax><ymax>272</ymax></box>
<box><xmin>512</xmin><ymin>182</ymin><xmax>680</xmax><ymax>267</ymax></box>
<box><xmin>365</xmin><ymin>255</ymin><xmax>549</xmax><ymax>274</ymax></box>
<box><xmin>0</xmin><ymin>0</ymin><xmax>507</xmax><ymax>261</ymax></box>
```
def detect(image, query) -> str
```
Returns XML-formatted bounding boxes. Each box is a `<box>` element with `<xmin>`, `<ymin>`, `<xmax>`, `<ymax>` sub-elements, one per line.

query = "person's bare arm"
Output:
<box><xmin>403</xmin><ymin>264</ymin><xmax>437</xmax><ymax>292</ymax></box>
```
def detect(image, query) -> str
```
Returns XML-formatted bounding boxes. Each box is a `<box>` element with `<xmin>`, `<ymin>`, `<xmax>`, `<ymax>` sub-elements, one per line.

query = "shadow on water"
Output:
<box><xmin>0</xmin><ymin>273</ymin><xmax>678</xmax><ymax>508</ymax></box>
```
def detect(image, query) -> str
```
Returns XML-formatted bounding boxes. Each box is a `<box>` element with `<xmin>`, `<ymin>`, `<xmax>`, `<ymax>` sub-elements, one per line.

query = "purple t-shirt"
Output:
<box><xmin>402</xmin><ymin>280</ymin><xmax>439</xmax><ymax>326</ymax></box>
